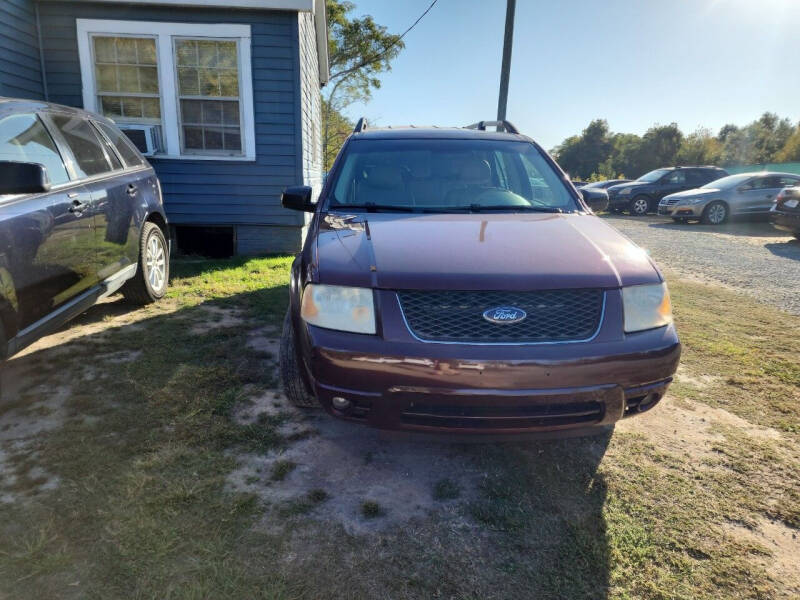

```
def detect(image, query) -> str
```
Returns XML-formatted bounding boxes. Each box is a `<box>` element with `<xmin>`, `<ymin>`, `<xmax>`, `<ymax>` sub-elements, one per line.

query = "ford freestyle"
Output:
<box><xmin>0</xmin><ymin>99</ymin><xmax>169</xmax><ymax>359</ymax></box>
<box><xmin>279</xmin><ymin>120</ymin><xmax>680</xmax><ymax>436</ymax></box>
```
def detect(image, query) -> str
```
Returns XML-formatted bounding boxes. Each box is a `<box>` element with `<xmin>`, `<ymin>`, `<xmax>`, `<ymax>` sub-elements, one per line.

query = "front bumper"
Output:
<box><xmin>298</xmin><ymin>290</ymin><xmax>681</xmax><ymax>435</ymax></box>
<box><xmin>770</xmin><ymin>209</ymin><xmax>800</xmax><ymax>233</ymax></box>
<box><xmin>658</xmin><ymin>203</ymin><xmax>703</xmax><ymax>217</ymax></box>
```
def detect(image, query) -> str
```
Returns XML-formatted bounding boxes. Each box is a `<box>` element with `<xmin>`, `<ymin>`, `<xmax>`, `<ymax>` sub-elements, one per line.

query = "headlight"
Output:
<box><xmin>619</xmin><ymin>188</ymin><xmax>632</xmax><ymax>196</ymax></box>
<box><xmin>300</xmin><ymin>284</ymin><xmax>376</xmax><ymax>334</ymax></box>
<box><xmin>622</xmin><ymin>282</ymin><xmax>673</xmax><ymax>333</ymax></box>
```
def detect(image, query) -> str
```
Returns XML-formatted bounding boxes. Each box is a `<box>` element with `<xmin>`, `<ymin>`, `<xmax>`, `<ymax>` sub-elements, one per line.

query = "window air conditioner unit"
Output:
<box><xmin>117</xmin><ymin>124</ymin><xmax>160</xmax><ymax>156</ymax></box>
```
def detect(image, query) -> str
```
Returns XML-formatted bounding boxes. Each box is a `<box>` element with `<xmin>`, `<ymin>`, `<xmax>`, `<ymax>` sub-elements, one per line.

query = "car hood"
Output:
<box><xmin>314</xmin><ymin>212</ymin><xmax>661</xmax><ymax>291</ymax></box>
<box><xmin>608</xmin><ymin>181</ymin><xmax>648</xmax><ymax>194</ymax></box>
<box><xmin>663</xmin><ymin>188</ymin><xmax>718</xmax><ymax>199</ymax></box>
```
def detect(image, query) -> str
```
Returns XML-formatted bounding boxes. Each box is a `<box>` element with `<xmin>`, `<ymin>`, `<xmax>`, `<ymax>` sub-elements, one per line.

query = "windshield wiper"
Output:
<box><xmin>458</xmin><ymin>204</ymin><xmax>564</xmax><ymax>213</ymax></box>
<box><xmin>329</xmin><ymin>203</ymin><xmax>417</xmax><ymax>213</ymax></box>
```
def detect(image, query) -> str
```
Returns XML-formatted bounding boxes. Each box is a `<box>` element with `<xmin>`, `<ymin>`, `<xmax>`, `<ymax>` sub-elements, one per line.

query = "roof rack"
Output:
<box><xmin>353</xmin><ymin>117</ymin><xmax>368</xmax><ymax>133</ymax></box>
<box><xmin>465</xmin><ymin>120</ymin><xmax>519</xmax><ymax>134</ymax></box>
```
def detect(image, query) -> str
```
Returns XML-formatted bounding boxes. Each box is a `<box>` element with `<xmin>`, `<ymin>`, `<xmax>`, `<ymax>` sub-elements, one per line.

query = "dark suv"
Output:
<box><xmin>278</xmin><ymin>119</ymin><xmax>680</xmax><ymax>436</ymax></box>
<box><xmin>607</xmin><ymin>166</ymin><xmax>729</xmax><ymax>215</ymax></box>
<box><xmin>0</xmin><ymin>99</ymin><xmax>169</xmax><ymax>358</ymax></box>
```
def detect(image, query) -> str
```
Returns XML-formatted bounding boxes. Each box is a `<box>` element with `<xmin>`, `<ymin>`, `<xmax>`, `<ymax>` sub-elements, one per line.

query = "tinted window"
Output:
<box><xmin>638</xmin><ymin>169</ymin><xmax>670</xmax><ymax>183</ymax></box>
<box><xmin>51</xmin><ymin>114</ymin><xmax>112</xmax><ymax>178</ymax></box>
<box><xmin>95</xmin><ymin>121</ymin><xmax>145</xmax><ymax>167</ymax></box>
<box><xmin>329</xmin><ymin>139</ymin><xmax>576</xmax><ymax>211</ymax></box>
<box><xmin>664</xmin><ymin>170</ymin><xmax>686</xmax><ymax>184</ymax></box>
<box><xmin>778</xmin><ymin>176</ymin><xmax>800</xmax><ymax>187</ymax></box>
<box><xmin>0</xmin><ymin>114</ymin><xmax>69</xmax><ymax>186</ymax></box>
<box><xmin>686</xmin><ymin>170</ymin><xmax>709</xmax><ymax>185</ymax></box>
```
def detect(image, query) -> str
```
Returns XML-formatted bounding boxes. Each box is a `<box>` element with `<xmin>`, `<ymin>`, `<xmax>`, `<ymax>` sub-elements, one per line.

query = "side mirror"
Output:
<box><xmin>0</xmin><ymin>161</ymin><xmax>50</xmax><ymax>195</ymax></box>
<box><xmin>281</xmin><ymin>185</ymin><xmax>315</xmax><ymax>212</ymax></box>
<box><xmin>580</xmin><ymin>188</ymin><xmax>609</xmax><ymax>213</ymax></box>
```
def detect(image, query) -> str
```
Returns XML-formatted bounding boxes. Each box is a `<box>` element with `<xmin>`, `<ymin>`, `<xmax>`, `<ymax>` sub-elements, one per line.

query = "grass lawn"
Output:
<box><xmin>0</xmin><ymin>256</ymin><xmax>798</xmax><ymax>599</ymax></box>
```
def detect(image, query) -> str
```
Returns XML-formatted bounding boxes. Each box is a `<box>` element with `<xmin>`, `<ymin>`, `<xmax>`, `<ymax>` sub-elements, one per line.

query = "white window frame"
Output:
<box><xmin>77</xmin><ymin>19</ymin><xmax>256</xmax><ymax>161</ymax></box>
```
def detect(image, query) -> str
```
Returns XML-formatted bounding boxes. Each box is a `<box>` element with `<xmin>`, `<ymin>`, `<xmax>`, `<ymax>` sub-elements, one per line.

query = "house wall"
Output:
<box><xmin>0</xmin><ymin>0</ymin><xmax>45</xmax><ymax>99</ymax></box>
<box><xmin>37</xmin><ymin>1</ymin><xmax>312</xmax><ymax>255</ymax></box>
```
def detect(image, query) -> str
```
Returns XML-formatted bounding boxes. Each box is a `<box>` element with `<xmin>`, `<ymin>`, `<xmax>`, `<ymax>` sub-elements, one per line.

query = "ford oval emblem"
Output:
<box><xmin>482</xmin><ymin>306</ymin><xmax>527</xmax><ymax>325</ymax></box>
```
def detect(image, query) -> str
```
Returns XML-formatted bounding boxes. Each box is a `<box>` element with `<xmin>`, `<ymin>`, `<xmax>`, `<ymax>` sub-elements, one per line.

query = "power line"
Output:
<box><xmin>330</xmin><ymin>0</ymin><xmax>439</xmax><ymax>82</ymax></box>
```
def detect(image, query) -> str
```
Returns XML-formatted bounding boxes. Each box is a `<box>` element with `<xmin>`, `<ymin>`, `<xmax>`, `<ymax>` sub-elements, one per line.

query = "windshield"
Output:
<box><xmin>637</xmin><ymin>169</ymin><xmax>671</xmax><ymax>183</ymax></box>
<box><xmin>327</xmin><ymin>138</ymin><xmax>577</xmax><ymax>212</ymax></box>
<box><xmin>700</xmin><ymin>174</ymin><xmax>751</xmax><ymax>189</ymax></box>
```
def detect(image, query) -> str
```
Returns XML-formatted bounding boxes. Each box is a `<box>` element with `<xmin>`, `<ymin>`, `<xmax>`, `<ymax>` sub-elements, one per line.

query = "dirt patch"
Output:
<box><xmin>618</xmin><ymin>394</ymin><xmax>782</xmax><ymax>460</ymax></box>
<box><xmin>228</xmin><ymin>409</ymin><xmax>482</xmax><ymax>535</ymax></box>
<box><xmin>189</xmin><ymin>306</ymin><xmax>247</xmax><ymax>334</ymax></box>
<box><xmin>246</xmin><ymin>326</ymin><xmax>280</xmax><ymax>357</ymax></box>
<box><xmin>0</xmin><ymin>384</ymin><xmax>72</xmax><ymax>443</ymax></box>
<box><xmin>724</xmin><ymin>517</ymin><xmax>800</xmax><ymax>597</ymax></box>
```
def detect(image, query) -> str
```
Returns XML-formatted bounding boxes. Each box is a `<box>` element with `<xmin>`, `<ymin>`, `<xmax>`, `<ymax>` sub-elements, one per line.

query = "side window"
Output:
<box><xmin>687</xmin><ymin>170</ymin><xmax>708</xmax><ymax>185</ymax></box>
<box><xmin>760</xmin><ymin>176</ymin><xmax>782</xmax><ymax>189</ymax></box>
<box><xmin>50</xmin><ymin>114</ymin><xmax>114</xmax><ymax>178</ymax></box>
<box><xmin>95</xmin><ymin>121</ymin><xmax>145</xmax><ymax>167</ymax></box>
<box><xmin>0</xmin><ymin>114</ymin><xmax>70</xmax><ymax>186</ymax></box>
<box><xmin>665</xmin><ymin>171</ymin><xmax>686</xmax><ymax>184</ymax></box>
<box><xmin>778</xmin><ymin>176</ymin><xmax>800</xmax><ymax>188</ymax></box>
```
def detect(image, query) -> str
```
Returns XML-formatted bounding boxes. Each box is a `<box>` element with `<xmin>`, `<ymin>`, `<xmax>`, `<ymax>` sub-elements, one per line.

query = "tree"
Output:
<box><xmin>775</xmin><ymin>125</ymin><xmax>800</xmax><ymax>162</ymax></box>
<box><xmin>551</xmin><ymin>119</ymin><xmax>612</xmax><ymax>180</ymax></box>
<box><xmin>322</xmin><ymin>99</ymin><xmax>353</xmax><ymax>171</ymax></box>
<box><xmin>676</xmin><ymin>128</ymin><xmax>722</xmax><ymax>166</ymax></box>
<box><xmin>323</xmin><ymin>0</ymin><xmax>405</xmax><ymax>167</ymax></box>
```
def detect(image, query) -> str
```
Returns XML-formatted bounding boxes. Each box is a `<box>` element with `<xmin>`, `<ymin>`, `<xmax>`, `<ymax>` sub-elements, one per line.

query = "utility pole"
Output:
<box><xmin>496</xmin><ymin>0</ymin><xmax>516</xmax><ymax>129</ymax></box>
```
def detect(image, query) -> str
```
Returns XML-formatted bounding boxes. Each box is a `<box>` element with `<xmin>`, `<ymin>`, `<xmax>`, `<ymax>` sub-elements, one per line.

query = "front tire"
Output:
<box><xmin>702</xmin><ymin>201</ymin><xmax>728</xmax><ymax>225</ymax></box>
<box><xmin>629</xmin><ymin>196</ymin><xmax>651</xmax><ymax>216</ymax></box>
<box><xmin>279</xmin><ymin>309</ymin><xmax>318</xmax><ymax>408</ymax></box>
<box><xmin>121</xmin><ymin>222</ymin><xmax>169</xmax><ymax>304</ymax></box>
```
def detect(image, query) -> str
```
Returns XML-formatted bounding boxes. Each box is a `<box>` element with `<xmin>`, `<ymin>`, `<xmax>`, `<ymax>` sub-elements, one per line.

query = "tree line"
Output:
<box><xmin>551</xmin><ymin>114</ymin><xmax>800</xmax><ymax>181</ymax></box>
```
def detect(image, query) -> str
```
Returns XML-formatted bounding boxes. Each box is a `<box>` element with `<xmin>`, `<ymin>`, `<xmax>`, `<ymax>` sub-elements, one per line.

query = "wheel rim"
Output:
<box><xmin>708</xmin><ymin>203</ymin><xmax>726</xmax><ymax>224</ymax></box>
<box><xmin>145</xmin><ymin>233</ymin><xmax>166</xmax><ymax>293</ymax></box>
<box><xmin>632</xmin><ymin>198</ymin><xmax>648</xmax><ymax>214</ymax></box>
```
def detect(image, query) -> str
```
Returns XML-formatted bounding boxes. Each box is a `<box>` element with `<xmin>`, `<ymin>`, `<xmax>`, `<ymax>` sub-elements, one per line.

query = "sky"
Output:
<box><xmin>340</xmin><ymin>0</ymin><xmax>800</xmax><ymax>150</ymax></box>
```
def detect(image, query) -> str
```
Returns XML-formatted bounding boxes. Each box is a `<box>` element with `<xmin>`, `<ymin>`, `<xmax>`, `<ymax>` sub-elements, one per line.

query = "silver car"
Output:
<box><xmin>658</xmin><ymin>172</ymin><xmax>800</xmax><ymax>224</ymax></box>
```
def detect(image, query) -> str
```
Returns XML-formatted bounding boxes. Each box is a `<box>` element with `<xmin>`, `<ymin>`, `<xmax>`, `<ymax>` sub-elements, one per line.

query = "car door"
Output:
<box><xmin>735</xmin><ymin>176</ymin><xmax>778</xmax><ymax>214</ymax></box>
<box><xmin>0</xmin><ymin>112</ymin><xmax>97</xmax><ymax>330</ymax></box>
<box><xmin>91</xmin><ymin>120</ymin><xmax>149</xmax><ymax>279</ymax></box>
<box><xmin>656</xmin><ymin>170</ymin><xmax>690</xmax><ymax>200</ymax></box>
<box><xmin>46</xmin><ymin>113</ymin><xmax>137</xmax><ymax>283</ymax></box>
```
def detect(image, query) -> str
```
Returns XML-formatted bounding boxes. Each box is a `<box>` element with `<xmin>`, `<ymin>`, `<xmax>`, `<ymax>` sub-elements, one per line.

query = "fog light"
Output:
<box><xmin>332</xmin><ymin>396</ymin><xmax>351</xmax><ymax>411</ymax></box>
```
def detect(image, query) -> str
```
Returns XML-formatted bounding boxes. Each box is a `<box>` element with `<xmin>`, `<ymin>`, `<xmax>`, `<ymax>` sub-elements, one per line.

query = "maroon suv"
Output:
<box><xmin>279</xmin><ymin>120</ymin><xmax>680</xmax><ymax>436</ymax></box>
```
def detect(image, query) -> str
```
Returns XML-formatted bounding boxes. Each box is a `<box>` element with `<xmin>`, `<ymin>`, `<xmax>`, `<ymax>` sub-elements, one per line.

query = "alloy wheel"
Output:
<box><xmin>631</xmin><ymin>197</ymin><xmax>649</xmax><ymax>215</ymax></box>
<box><xmin>707</xmin><ymin>203</ymin><xmax>727</xmax><ymax>225</ymax></box>
<box><xmin>145</xmin><ymin>233</ymin><xmax>167</xmax><ymax>293</ymax></box>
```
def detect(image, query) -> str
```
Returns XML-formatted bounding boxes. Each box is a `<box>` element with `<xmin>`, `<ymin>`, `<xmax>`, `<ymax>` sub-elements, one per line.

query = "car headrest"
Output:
<box><xmin>366</xmin><ymin>165</ymin><xmax>404</xmax><ymax>189</ymax></box>
<box><xmin>460</xmin><ymin>158</ymin><xmax>491</xmax><ymax>184</ymax></box>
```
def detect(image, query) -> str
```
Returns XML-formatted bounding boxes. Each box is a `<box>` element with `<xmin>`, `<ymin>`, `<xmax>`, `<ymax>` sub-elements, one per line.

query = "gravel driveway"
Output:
<box><xmin>603</xmin><ymin>215</ymin><xmax>800</xmax><ymax>315</ymax></box>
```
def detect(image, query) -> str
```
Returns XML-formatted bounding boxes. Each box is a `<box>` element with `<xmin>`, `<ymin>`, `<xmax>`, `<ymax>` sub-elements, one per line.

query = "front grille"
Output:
<box><xmin>663</xmin><ymin>197</ymin><xmax>681</xmax><ymax>206</ymax></box>
<box><xmin>397</xmin><ymin>290</ymin><xmax>604</xmax><ymax>343</ymax></box>
<box><xmin>400</xmin><ymin>401</ymin><xmax>602</xmax><ymax>430</ymax></box>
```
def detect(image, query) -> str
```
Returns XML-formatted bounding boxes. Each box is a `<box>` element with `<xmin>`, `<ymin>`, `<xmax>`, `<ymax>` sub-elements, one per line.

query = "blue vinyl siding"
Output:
<box><xmin>37</xmin><ymin>2</ymin><xmax>305</xmax><ymax>228</ymax></box>
<box><xmin>0</xmin><ymin>0</ymin><xmax>44</xmax><ymax>99</ymax></box>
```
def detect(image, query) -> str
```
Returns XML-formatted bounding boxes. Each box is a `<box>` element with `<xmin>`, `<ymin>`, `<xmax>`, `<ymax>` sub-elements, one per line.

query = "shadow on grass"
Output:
<box><xmin>0</xmin><ymin>280</ymin><xmax>615</xmax><ymax>599</ymax></box>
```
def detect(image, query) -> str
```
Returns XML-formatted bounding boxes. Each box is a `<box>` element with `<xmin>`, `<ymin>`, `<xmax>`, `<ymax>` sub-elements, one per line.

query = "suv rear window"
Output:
<box><xmin>95</xmin><ymin>121</ymin><xmax>145</xmax><ymax>168</ymax></box>
<box><xmin>0</xmin><ymin>114</ymin><xmax>70</xmax><ymax>186</ymax></box>
<box><xmin>51</xmin><ymin>114</ymin><xmax>114</xmax><ymax>178</ymax></box>
<box><xmin>328</xmin><ymin>139</ymin><xmax>576</xmax><ymax>212</ymax></box>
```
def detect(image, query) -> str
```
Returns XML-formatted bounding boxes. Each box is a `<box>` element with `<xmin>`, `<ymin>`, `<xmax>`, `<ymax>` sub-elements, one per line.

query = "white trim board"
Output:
<box><xmin>76</xmin><ymin>19</ymin><xmax>256</xmax><ymax>161</ymax></box>
<box><xmin>48</xmin><ymin>0</ymin><xmax>314</xmax><ymax>10</ymax></box>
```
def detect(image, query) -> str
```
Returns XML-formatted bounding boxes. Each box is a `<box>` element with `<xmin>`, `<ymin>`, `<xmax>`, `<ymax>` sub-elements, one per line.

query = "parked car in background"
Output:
<box><xmin>608</xmin><ymin>166</ymin><xmax>729</xmax><ymax>216</ymax></box>
<box><xmin>658</xmin><ymin>172</ymin><xmax>800</xmax><ymax>225</ymax></box>
<box><xmin>278</xmin><ymin>119</ymin><xmax>680</xmax><ymax>437</ymax></box>
<box><xmin>571</xmin><ymin>180</ymin><xmax>589</xmax><ymax>188</ymax></box>
<box><xmin>770</xmin><ymin>185</ymin><xmax>800</xmax><ymax>239</ymax></box>
<box><xmin>579</xmin><ymin>186</ymin><xmax>609</xmax><ymax>212</ymax></box>
<box><xmin>0</xmin><ymin>99</ymin><xmax>169</xmax><ymax>359</ymax></box>
<box><xmin>580</xmin><ymin>178</ymin><xmax>631</xmax><ymax>190</ymax></box>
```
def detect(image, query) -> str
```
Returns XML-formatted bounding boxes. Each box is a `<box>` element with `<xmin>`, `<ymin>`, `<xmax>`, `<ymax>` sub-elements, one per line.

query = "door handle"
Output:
<box><xmin>68</xmin><ymin>199</ymin><xmax>89</xmax><ymax>214</ymax></box>
<box><xmin>67</xmin><ymin>192</ymin><xmax>79</xmax><ymax>199</ymax></box>
<box><xmin>127</xmin><ymin>184</ymin><xmax>138</xmax><ymax>196</ymax></box>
